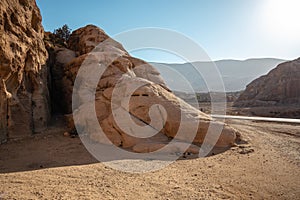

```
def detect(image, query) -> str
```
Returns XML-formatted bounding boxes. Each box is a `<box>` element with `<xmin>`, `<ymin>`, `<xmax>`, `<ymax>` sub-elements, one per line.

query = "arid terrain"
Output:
<box><xmin>0</xmin><ymin>119</ymin><xmax>299</xmax><ymax>200</ymax></box>
<box><xmin>0</xmin><ymin>0</ymin><xmax>299</xmax><ymax>199</ymax></box>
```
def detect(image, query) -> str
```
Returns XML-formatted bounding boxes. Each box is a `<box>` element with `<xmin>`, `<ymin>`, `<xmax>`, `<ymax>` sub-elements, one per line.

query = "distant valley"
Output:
<box><xmin>151</xmin><ymin>58</ymin><xmax>285</xmax><ymax>92</ymax></box>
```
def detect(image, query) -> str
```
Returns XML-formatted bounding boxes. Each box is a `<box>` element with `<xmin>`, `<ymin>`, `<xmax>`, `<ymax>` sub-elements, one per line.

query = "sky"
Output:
<box><xmin>36</xmin><ymin>0</ymin><xmax>300</xmax><ymax>63</ymax></box>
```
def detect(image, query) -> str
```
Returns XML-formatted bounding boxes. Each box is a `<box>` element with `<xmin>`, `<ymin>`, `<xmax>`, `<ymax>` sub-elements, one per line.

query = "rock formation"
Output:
<box><xmin>0</xmin><ymin>0</ymin><xmax>50</xmax><ymax>142</ymax></box>
<box><xmin>0</xmin><ymin>0</ymin><xmax>240</xmax><ymax>153</ymax></box>
<box><xmin>47</xmin><ymin>25</ymin><xmax>240</xmax><ymax>153</ymax></box>
<box><xmin>234</xmin><ymin>58</ymin><xmax>300</xmax><ymax>107</ymax></box>
<box><xmin>234</xmin><ymin>58</ymin><xmax>300</xmax><ymax>118</ymax></box>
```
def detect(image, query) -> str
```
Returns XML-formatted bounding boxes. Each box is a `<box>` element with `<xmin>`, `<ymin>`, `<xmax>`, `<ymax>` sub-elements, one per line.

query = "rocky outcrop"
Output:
<box><xmin>0</xmin><ymin>0</ymin><xmax>50</xmax><ymax>142</ymax></box>
<box><xmin>233</xmin><ymin>58</ymin><xmax>300</xmax><ymax>118</ymax></box>
<box><xmin>234</xmin><ymin>58</ymin><xmax>300</xmax><ymax>107</ymax></box>
<box><xmin>0</xmin><ymin>0</ymin><xmax>240</xmax><ymax>151</ymax></box>
<box><xmin>50</xmin><ymin>25</ymin><xmax>239</xmax><ymax>153</ymax></box>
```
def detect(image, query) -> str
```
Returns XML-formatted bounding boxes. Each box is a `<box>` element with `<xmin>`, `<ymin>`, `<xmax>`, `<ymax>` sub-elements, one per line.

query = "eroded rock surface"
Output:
<box><xmin>0</xmin><ymin>0</ymin><xmax>50</xmax><ymax>141</ymax></box>
<box><xmin>235</xmin><ymin>58</ymin><xmax>300</xmax><ymax>107</ymax></box>
<box><xmin>51</xmin><ymin>25</ymin><xmax>239</xmax><ymax>153</ymax></box>
<box><xmin>234</xmin><ymin>58</ymin><xmax>300</xmax><ymax>118</ymax></box>
<box><xmin>0</xmin><ymin>0</ymin><xmax>240</xmax><ymax>151</ymax></box>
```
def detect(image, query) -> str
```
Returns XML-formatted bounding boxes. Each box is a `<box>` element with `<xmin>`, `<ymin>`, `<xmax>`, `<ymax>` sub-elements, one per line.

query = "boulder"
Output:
<box><xmin>55</xmin><ymin>25</ymin><xmax>239</xmax><ymax>152</ymax></box>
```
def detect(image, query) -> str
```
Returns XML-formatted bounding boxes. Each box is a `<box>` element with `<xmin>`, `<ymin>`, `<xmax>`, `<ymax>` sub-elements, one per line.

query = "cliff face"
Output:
<box><xmin>0</xmin><ymin>0</ymin><xmax>50</xmax><ymax>142</ymax></box>
<box><xmin>234</xmin><ymin>58</ymin><xmax>300</xmax><ymax>107</ymax></box>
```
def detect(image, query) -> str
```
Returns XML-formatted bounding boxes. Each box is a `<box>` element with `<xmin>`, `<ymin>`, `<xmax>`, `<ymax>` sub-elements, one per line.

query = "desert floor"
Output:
<box><xmin>0</xmin><ymin>119</ymin><xmax>299</xmax><ymax>200</ymax></box>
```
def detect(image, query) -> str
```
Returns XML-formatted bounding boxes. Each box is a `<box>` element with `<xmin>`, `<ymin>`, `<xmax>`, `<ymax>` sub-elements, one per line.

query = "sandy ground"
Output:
<box><xmin>0</xmin><ymin>119</ymin><xmax>299</xmax><ymax>200</ymax></box>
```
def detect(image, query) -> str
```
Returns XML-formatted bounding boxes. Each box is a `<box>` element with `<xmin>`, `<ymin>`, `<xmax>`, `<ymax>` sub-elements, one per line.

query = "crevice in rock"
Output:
<box><xmin>10</xmin><ymin>12</ymin><xmax>19</xmax><ymax>26</ymax></box>
<box><xmin>31</xmin><ymin>11</ymin><xmax>39</xmax><ymax>32</ymax></box>
<box><xmin>46</xmin><ymin>49</ymin><xmax>57</xmax><ymax>114</ymax></box>
<box><xmin>18</xmin><ymin>0</ymin><xmax>29</xmax><ymax>7</ymax></box>
<box><xmin>44</xmin><ymin>46</ymin><xmax>66</xmax><ymax>115</ymax></box>
<box><xmin>3</xmin><ymin>12</ymin><xmax>11</xmax><ymax>32</ymax></box>
<box><xmin>128</xmin><ymin>109</ymin><xmax>161</xmax><ymax>133</ymax></box>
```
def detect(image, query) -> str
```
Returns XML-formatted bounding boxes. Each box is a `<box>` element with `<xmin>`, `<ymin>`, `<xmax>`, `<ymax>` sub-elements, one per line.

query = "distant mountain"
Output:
<box><xmin>232</xmin><ymin>58</ymin><xmax>300</xmax><ymax>118</ymax></box>
<box><xmin>151</xmin><ymin>58</ymin><xmax>285</xmax><ymax>92</ymax></box>
<box><xmin>234</xmin><ymin>58</ymin><xmax>300</xmax><ymax>107</ymax></box>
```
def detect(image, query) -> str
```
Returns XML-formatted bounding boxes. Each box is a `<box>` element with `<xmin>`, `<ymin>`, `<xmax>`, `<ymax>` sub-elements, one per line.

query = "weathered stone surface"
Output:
<box><xmin>55</xmin><ymin>25</ymin><xmax>239</xmax><ymax>152</ymax></box>
<box><xmin>0</xmin><ymin>0</ymin><xmax>50</xmax><ymax>139</ymax></box>
<box><xmin>0</xmin><ymin>80</ymin><xmax>10</xmax><ymax>143</ymax></box>
<box><xmin>233</xmin><ymin>58</ymin><xmax>300</xmax><ymax>118</ymax></box>
<box><xmin>68</xmin><ymin>25</ymin><xmax>126</xmax><ymax>55</ymax></box>
<box><xmin>0</xmin><ymin>0</ymin><xmax>239</xmax><ymax>152</ymax></box>
<box><xmin>0</xmin><ymin>3</ymin><xmax>240</xmax><ymax>151</ymax></box>
<box><xmin>235</xmin><ymin>58</ymin><xmax>300</xmax><ymax>107</ymax></box>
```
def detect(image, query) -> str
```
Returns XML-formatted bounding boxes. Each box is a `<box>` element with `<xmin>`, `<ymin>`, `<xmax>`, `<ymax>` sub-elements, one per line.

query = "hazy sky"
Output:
<box><xmin>37</xmin><ymin>0</ymin><xmax>300</xmax><ymax>63</ymax></box>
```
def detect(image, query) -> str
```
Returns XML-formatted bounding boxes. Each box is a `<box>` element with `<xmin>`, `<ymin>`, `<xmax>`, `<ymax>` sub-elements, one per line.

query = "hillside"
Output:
<box><xmin>151</xmin><ymin>58</ymin><xmax>285</xmax><ymax>92</ymax></box>
<box><xmin>233</xmin><ymin>58</ymin><xmax>300</xmax><ymax>118</ymax></box>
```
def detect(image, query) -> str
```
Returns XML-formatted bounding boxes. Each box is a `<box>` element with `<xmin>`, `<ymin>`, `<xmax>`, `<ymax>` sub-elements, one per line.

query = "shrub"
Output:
<box><xmin>53</xmin><ymin>24</ymin><xmax>71</xmax><ymax>45</ymax></box>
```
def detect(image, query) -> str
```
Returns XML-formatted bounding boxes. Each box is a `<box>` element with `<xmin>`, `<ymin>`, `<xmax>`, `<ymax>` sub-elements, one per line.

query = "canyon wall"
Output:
<box><xmin>0</xmin><ymin>0</ymin><xmax>50</xmax><ymax>142</ymax></box>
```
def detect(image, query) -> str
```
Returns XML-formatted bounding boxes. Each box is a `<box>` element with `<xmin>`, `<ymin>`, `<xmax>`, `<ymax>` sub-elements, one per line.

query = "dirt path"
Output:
<box><xmin>0</xmin><ymin>120</ymin><xmax>299</xmax><ymax>199</ymax></box>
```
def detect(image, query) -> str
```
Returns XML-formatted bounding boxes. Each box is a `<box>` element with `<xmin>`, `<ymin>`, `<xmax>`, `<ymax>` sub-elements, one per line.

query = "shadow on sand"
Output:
<box><xmin>0</xmin><ymin>120</ymin><xmax>231</xmax><ymax>174</ymax></box>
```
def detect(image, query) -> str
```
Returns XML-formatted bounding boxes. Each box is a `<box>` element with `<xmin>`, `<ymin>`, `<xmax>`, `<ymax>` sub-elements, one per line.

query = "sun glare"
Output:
<box><xmin>262</xmin><ymin>0</ymin><xmax>300</xmax><ymax>43</ymax></box>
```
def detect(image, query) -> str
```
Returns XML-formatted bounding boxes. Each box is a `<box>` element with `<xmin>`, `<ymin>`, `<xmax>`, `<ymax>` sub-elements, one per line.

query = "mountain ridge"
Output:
<box><xmin>150</xmin><ymin>58</ymin><xmax>286</xmax><ymax>92</ymax></box>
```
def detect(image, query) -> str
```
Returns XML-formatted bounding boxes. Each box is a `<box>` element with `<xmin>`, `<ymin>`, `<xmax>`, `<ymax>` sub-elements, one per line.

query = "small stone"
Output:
<box><xmin>63</xmin><ymin>132</ymin><xmax>70</xmax><ymax>137</ymax></box>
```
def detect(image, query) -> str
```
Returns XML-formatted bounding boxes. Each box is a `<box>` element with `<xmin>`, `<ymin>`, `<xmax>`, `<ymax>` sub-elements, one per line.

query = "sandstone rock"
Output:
<box><xmin>0</xmin><ymin>0</ymin><xmax>240</xmax><ymax>153</ymax></box>
<box><xmin>55</xmin><ymin>25</ymin><xmax>239</xmax><ymax>152</ymax></box>
<box><xmin>0</xmin><ymin>0</ymin><xmax>50</xmax><ymax>139</ymax></box>
<box><xmin>235</xmin><ymin>58</ymin><xmax>300</xmax><ymax>107</ymax></box>
<box><xmin>68</xmin><ymin>25</ymin><xmax>125</xmax><ymax>55</ymax></box>
<box><xmin>234</xmin><ymin>58</ymin><xmax>300</xmax><ymax>118</ymax></box>
<box><xmin>0</xmin><ymin>80</ymin><xmax>10</xmax><ymax>143</ymax></box>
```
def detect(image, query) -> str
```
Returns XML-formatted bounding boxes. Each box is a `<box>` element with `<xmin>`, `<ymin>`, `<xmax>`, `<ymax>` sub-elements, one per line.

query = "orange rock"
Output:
<box><xmin>61</xmin><ymin>25</ymin><xmax>240</xmax><ymax>150</ymax></box>
<box><xmin>63</xmin><ymin>132</ymin><xmax>70</xmax><ymax>137</ymax></box>
<box><xmin>0</xmin><ymin>0</ymin><xmax>50</xmax><ymax>140</ymax></box>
